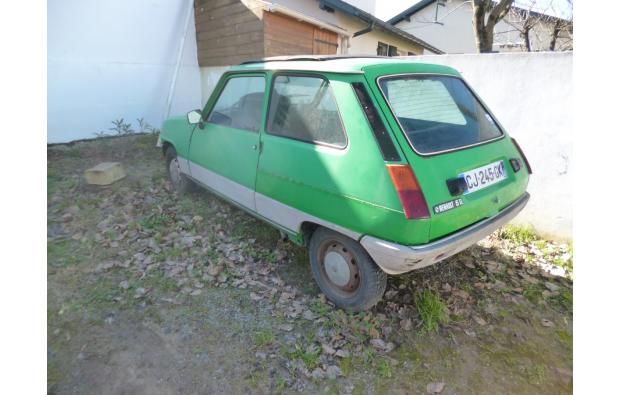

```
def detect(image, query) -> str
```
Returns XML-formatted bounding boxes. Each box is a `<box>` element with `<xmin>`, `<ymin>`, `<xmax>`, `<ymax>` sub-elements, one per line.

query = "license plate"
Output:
<box><xmin>460</xmin><ymin>160</ymin><xmax>507</xmax><ymax>194</ymax></box>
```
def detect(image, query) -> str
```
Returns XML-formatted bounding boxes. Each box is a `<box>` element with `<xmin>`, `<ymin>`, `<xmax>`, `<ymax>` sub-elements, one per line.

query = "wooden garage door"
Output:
<box><xmin>313</xmin><ymin>29</ymin><xmax>339</xmax><ymax>55</ymax></box>
<box><xmin>264</xmin><ymin>12</ymin><xmax>339</xmax><ymax>57</ymax></box>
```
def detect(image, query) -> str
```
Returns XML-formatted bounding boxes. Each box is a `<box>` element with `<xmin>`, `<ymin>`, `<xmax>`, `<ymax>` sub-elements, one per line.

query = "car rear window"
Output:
<box><xmin>266</xmin><ymin>75</ymin><xmax>346</xmax><ymax>148</ymax></box>
<box><xmin>378</xmin><ymin>75</ymin><xmax>503</xmax><ymax>155</ymax></box>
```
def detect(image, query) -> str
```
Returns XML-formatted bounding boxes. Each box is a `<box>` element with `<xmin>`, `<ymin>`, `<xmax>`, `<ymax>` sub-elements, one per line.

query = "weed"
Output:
<box><xmin>498</xmin><ymin>225</ymin><xmax>538</xmax><ymax>245</ymax></box>
<box><xmin>309</xmin><ymin>300</ymin><xmax>332</xmax><ymax>317</ymax></box>
<box><xmin>286</xmin><ymin>342</ymin><xmax>321</xmax><ymax>371</ymax></box>
<box><xmin>526</xmin><ymin>364</ymin><xmax>547</xmax><ymax>385</ymax></box>
<box><xmin>143</xmin><ymin>271</ymin><xmax>179</xmax><ymax>293</ymax></box>
<box><xmin>139</xmin><ymin>212</ymin><xmax>174</xmax><ymax>230</ymax></box>
<box><xmin>274</xmin><ymin>376</ymin><xmax>287</xmax><ymax>394</ymax></box>
<box><xmin>522</xmin><ymin>285</ymin><xmax>542</xmax><ymax>304</ymax></box>
<box><xmin>555</xmin><ymin>329</ymin><xmax>572</xmax><ymax>347</ymax></box>
<box><xmin>414</xmin><ymin>289</ymin><xmax>449</xmax><ymax>332</ymax></box>
<box><xmin>136</xmin><ymin>117</ymin><xmax>160</xmax><ymax>134</ymax></box>
<box><xmin>254</xmin><ymin>329</ymin><xmax>275</xmax><ymax>348</ymax></box>
<box><xmin>110</xmin><ymin>118</ymin><xmax>135</xmax><ymax>135</ymax></box>
<box><xmin>377</xmin><ymin>358</ymin><xmax>392</xmax><ymax>378</ymax></box>
<box><xmin>339</xmin><ymin>356</ymin><xmax>353</xmax><ymax>376</ymax></box>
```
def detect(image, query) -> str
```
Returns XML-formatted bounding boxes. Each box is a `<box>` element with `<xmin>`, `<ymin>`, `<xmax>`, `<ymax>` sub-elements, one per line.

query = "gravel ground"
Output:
<box><xmin>47</xmin><ymin>134</ymin><xmax>573</xmax><ymax>394</ymax></box>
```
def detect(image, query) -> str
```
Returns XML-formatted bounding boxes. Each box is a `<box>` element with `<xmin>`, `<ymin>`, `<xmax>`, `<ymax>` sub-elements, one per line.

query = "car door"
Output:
<box><xmin>188</xmin><ymin>73</ymin><xmax>266</xmax><ymax>210</ymax></box>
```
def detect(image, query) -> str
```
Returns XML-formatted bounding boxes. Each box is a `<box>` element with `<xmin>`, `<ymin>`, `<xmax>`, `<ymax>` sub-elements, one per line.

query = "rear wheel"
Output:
<box><xmin>309</xmin><ymin>227</ymin><xmax>387</xmax><ymax>311</ymax></box>
<box><xmin>165</xmin><ymin>147</ymin><xmax>192</xmax><ymax>194</ymax></box>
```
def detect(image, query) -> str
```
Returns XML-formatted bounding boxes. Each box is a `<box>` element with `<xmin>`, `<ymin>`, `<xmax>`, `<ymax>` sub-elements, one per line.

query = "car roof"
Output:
<box><xmin>228</xmin><ymin>55</ymin><xmax>459</xmax><ymax>76</ymax></box>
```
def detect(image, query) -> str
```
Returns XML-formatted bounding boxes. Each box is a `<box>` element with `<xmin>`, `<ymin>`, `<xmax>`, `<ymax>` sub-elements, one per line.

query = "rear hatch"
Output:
<box><xmin>364</xmin><ymin>63</ymin><xmax>530</xmax><ymax>241</ymax></box>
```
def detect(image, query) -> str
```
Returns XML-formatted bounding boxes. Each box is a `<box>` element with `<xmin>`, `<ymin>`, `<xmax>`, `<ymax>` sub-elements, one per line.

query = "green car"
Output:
<box><xmin>160</xmin><ymin>56</ymin><xmax>530</xmax><ymax>311</ymax></box>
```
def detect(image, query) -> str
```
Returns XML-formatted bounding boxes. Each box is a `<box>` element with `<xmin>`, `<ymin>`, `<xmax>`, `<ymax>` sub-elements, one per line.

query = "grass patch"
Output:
<box><xmin>498</xmin><ymin>225</ymin><xmax>538</xmax><ymax>245</ymax></box>
<box><xmin>555</xmin><ymin>329</ymin><xmax>572</xmax><ymax>347</ymax></box>
<box><xmin>414</xmin><ymin>290</ymin><xmax>449</xmax><ymax>332</ymax></box>
<box><xmin>377</xmin><ymin>358</ymin><xmax>392</xmax><ymax>378</ymax></box>
<box><xmin>253</xmin><ymin>329</ymin><xmax>275</xmax><ymax>348</ymax></box>
<box><xmin>285</xmin><ymin>342</ymin><xmax>321</xmax><ymax>371</ymax></box>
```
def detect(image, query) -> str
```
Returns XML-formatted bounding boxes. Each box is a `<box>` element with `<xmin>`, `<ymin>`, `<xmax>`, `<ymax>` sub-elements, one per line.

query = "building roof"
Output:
<box><xmin>318</xmin><ymin>0</ymin><xmax>444</xmax><ymax>54</ymax></box>
<box><xmin>387</xmin><ymin>0</ymin><xmax>436</xmax><ymax>25</ymax></box>
<box><xmin>387</xmin><ymin>0</ymin><xmax>572</xmax><ymax>25</ymax></box>
<box><xmin>230</xmin><ymin>55</ymin><xmax>458</xmax><ymax>74</ymax></box>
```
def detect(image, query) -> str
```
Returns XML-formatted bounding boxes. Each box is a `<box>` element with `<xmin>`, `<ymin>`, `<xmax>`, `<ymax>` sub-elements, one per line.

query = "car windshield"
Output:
<box><xmin>378</xmin><ymin>75</ymin><xmax>503</xmax><ymax>155</ymax></box>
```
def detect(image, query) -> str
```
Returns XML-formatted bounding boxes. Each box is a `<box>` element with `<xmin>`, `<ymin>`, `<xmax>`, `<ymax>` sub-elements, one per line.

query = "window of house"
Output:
<box><xmin>207</xmin><ymin>76</ymin><xmax>265</xmax><ymax>132</ymax></box>
<box><xmin>266</xmin><ymin>75</ymin><xmax>347</xmax><ymax>148</ymax></box>
<box><xmin>377</xmin><ymin>42</ymin><xmax>388</xmax><ymax>56</ymax></box>
<box><xmin>378</xmin><ymin>42</ymin><xmax>398</xmax><ymax>57</ymax></box>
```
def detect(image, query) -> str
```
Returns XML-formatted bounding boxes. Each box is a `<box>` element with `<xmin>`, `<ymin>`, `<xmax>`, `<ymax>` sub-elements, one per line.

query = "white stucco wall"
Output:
<box><xmin>410</xmin><ymin>52</ymin><xmax>572</xmax><ymax>239</ymax></box>
<box><xmin>48</xmin><ymin>0</ymin><xmax>202</xmax><ymax>143</ymax></box>
<box><xmin>394</xmin><ymin>0</ymin><xmax>478</xmax><ymax>54</ymax></box>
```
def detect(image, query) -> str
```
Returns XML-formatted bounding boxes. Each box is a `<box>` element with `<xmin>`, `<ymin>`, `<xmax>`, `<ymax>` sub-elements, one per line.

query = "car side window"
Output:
<box><xmin>266</xmin><ymin>75</ymin><xmax>346</xmax><ymax>148</ymax></box>
<box><xmin>207</xmin><ymin>76</ymin><xmax>265</xmax><ymax>132</ymax></box>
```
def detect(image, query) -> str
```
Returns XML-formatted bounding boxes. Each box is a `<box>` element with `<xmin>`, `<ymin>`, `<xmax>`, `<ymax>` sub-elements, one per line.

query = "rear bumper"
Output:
<box><xmin>360</xmin><ymin>192</ymin><xmax>530</xmax><ymax>275</ymax></box>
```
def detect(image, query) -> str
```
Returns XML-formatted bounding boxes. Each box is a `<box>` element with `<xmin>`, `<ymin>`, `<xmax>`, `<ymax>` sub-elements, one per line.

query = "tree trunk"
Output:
<box><xmin>472</xmin><ymin>0</ymin><xmax>514</xmax><ymax>53</ymax></box>
<box><xmin>472</xmin><ymin>1</ymin><xmax>490</xmax><ymax>52</ymax></box>
<box><xmin>523</xmin><ymin>27</ymin><xmax>532</xmax><ymax>52</ymax></box>
<box><xmin>549</xmin><ymin>21</ymin><xmax>561</xmax><ymax>51</ymax></box>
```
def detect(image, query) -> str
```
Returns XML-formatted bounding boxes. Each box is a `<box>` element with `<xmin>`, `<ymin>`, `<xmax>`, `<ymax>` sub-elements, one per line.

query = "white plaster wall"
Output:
<box><xmin>48</xmin><ymin>0</ymin><xmax>202</xmax><ymax>143</ymax></box>
<box><xmin>199</xmin><ymin>66</ymin><xmax>232</xmax><ymax>105</ymax></box>
<box><xmin>394</xmin><ymin>0</ymin><xmax>478</xmax><ymax>54</ymax></box>
<box><xmin>409</xmin><ymin>52</ymin><xmax>572</xmax><ymax>239</ymax></box>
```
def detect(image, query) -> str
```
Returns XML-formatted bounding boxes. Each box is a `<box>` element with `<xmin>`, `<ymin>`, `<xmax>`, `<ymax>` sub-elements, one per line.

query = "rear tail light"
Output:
<box><xmin>386</xmin><ymin>164</ymin><xmax>430</xmax><ymax>219</ymax></box>
<box><xmin>511</xmin><ymin>138</ymin><xmax>532</xmax><ymax>174</ymax></box>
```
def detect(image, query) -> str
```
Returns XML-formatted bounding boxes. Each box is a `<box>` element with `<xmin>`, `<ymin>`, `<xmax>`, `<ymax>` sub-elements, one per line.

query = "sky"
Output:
<box><xmin>373</xmin><ymin>0</ymin><xmax>573</xmax><ymax>22</ymax></box>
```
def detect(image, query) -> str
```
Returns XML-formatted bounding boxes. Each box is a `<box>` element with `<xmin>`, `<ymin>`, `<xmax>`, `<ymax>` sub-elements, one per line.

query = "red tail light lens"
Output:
<box><xmin>386</xmin><ymin>164</ymin><xmax>430</xmax><ymax>219</ymax></box>
<box><xmin>511</xmin><ymin>138</ymin><xmax>532</xmax><ymax>174</ymax></box>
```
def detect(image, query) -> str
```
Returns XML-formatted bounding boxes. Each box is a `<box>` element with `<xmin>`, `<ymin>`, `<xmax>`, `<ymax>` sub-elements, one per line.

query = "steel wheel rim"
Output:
<box><xmin>318</xmin><ymin>240</ymin><xmax>360</xmax><ymax>296</ymax></box>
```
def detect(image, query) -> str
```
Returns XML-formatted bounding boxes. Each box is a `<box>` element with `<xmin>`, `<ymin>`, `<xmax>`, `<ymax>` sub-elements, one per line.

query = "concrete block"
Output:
<box><xmin>84</xmin><ymin>162</ymin><xmax>126</xmax><ymax>185</ymax></box>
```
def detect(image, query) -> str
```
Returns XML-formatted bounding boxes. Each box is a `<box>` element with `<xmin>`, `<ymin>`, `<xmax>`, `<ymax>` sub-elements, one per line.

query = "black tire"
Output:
<box><xmin>165</xmin><ymin>147</ymin><xmax>193</xmax><ymax>194</ymax></box>
<box><xmin>309</xmin><ymin>227</ymin><xmax>387</xmax><ymax>311</ymax></box>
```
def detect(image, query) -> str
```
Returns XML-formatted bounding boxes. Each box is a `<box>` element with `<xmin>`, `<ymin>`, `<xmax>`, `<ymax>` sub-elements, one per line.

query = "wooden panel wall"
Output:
<box><xmin>264</xmin><ymin>12</ymin><xmax>339</xmax><ymax>57</ymax></box>
<box><xmin>194</xmin><ymin>0</ymin><xmax>265</xmax><ymax>66</ymax></box>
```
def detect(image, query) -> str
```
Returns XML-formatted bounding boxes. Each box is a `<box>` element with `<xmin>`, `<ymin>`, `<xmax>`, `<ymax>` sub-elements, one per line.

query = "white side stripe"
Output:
<box><xmin>187</xmin><ymin>160</ymin><xmax>255</xmax><ymax>211</ymax></box>
<box><xmin>254</xmin><ymin>193</ymin><xmax>361</xmax><ymax>240</ymax></box>
<box><xmin>179</xmin><ymin>158</ymin><xmax>361</xmax><ymax>240</ymax></box>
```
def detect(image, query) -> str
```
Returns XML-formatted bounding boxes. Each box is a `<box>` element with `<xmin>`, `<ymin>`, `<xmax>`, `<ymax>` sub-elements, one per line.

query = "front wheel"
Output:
<box><xmin>309</xmin><ymin>227</ymin><xmax>387</xmax><ymax>311</ymax></box>
<box><xmin>165</xmin><ymin>147</ymin><xmax>193</xmax><ymax>194</ymax></box>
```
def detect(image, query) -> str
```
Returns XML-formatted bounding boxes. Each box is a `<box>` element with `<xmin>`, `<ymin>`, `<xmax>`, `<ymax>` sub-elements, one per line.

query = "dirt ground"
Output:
<box><xmin>47</xmin><ymin>134</ymin><xmax>572</xmax><ymax>394</ymax></box>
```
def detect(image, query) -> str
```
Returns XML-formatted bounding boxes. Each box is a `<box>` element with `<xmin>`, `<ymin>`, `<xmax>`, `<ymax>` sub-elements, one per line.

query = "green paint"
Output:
<box><xmin>160</xmin><ymin>59</ymin><xmax>529</xmax><ymax>247</ymax></box>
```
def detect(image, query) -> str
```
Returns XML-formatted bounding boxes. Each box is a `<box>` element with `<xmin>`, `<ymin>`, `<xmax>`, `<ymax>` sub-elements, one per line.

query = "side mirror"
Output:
<box><xmin>187</xmin><ymin>109</ymin><xmax>203</xmax><ymax>125</ymax></box>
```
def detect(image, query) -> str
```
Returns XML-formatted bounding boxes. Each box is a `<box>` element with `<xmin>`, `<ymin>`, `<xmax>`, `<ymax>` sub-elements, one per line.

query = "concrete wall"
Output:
<box><xmin>410</xmin><ymin>52</ymin><xmax>572</xmax><ymax>239</ymax></box>
<box><xmin>48</xmin><ymin>0</ymin><xmax>202</xmax><ymax>143</ymax></box>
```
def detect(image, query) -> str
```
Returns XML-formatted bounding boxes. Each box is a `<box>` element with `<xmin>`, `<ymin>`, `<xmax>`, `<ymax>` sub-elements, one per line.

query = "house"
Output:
<box><xmin>387</xmin><ymin>0</ymin><xmax>573</xmax><ymax>54</ymax></box>
<box><xmin>194</xmin><ymin>0</ymin><xmax>443</xmax><ymax>101</ymax></box>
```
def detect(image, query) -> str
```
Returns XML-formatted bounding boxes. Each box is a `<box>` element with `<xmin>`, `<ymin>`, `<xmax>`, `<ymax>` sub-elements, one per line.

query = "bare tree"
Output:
<box><xmin>500</xmin><ymin>0</ymin><xmax>573</xmax><ymax>52</ymax></box>
<box><xmin>472</xmin><ymin>0</ymin><xmax>514</xmax><ymax>53</ymax></box>
<box><xmin>548</xmin><ymin>0</ymin><xmax>573</xmax><ymax>51</ymax></box>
